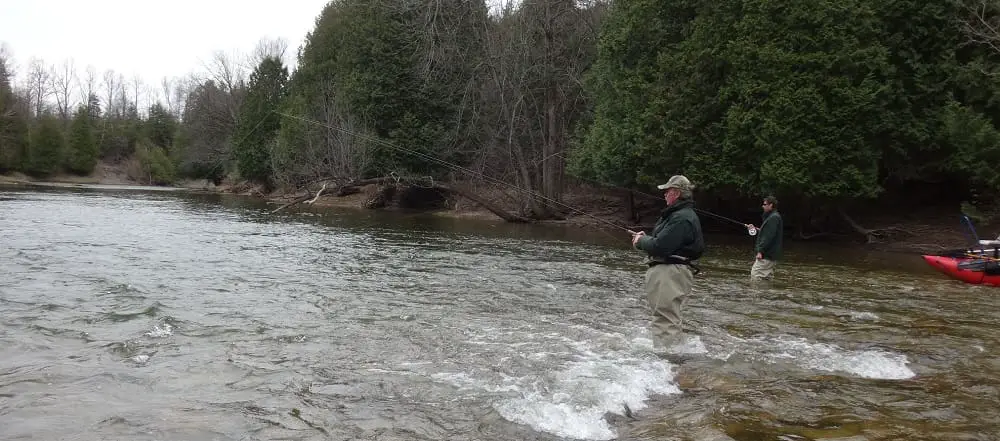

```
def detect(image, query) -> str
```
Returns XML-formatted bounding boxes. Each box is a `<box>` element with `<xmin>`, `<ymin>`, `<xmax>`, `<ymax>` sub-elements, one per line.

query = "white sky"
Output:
<box><xmin>1</xmin><ymin>0</ymin><xmax>331</xmax><ymax>84</ymax></box>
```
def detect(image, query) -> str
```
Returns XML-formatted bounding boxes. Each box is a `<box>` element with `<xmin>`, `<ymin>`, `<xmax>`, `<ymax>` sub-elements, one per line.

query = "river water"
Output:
<box><xmin>1</xmin><ymin>185</ymin><xmax>997</xmax><ymax>441</ymax></box>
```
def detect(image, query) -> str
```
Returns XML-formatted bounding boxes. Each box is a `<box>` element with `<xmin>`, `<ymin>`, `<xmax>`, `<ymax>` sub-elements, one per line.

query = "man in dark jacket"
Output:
<box><xmin>631</xmin><ymin>175</ymin><xmax>704</xmax><ymax>348</ymax></box>
<box><xmin>745</xmin><ymin>195</ymin><xmax>783</xmax><ymax>281</ymax></box>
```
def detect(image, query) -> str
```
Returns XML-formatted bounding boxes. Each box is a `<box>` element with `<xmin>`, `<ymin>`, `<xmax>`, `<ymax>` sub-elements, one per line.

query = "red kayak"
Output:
<box><xmin>922</xmin><ymin>254</ymin><xmax>1000</xmax><ymax>286</ymax></box>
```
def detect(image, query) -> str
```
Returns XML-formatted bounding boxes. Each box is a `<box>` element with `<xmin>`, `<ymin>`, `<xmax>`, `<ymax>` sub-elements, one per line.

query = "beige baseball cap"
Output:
<box><xmin>656</xmin><ymin>175</ymin><xmax>694</xmax><ymax>191</ymax></box>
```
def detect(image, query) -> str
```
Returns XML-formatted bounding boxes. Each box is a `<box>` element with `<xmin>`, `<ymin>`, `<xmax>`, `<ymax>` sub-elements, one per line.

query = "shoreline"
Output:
<box><xmin>1</xmin><ymin>170</ymin><xmax>985</xmax><ymax>255</ymax></box>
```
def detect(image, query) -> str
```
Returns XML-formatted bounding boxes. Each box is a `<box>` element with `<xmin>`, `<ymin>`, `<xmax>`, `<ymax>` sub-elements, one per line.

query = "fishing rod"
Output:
<box><xmin>275</xmin><ymin>111</ymin><xmax>638</xmax><ymax>235</ymax></box>
<box><xmin>561</xmin><ymin>171</ymin><xmax>759</xmax><ymax>237</ymax></box>
<box><xmin>961</xmin><ymin>215</ymin><xmax>981</xmax><ymax>245</ymax></box>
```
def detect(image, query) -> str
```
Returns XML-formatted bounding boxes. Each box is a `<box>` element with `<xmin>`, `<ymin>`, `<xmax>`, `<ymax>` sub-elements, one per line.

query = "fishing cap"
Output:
<box><xmin>656</xmin><ymin>175</ymin><xmax>694</xmax><ymax>192</ymax></box>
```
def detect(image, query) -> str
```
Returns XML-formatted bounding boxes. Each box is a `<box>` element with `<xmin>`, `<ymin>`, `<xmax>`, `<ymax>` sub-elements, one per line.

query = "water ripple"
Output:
<box><xmin>1</xmin><ymin>187</ymin><xmax>997</xmax><ymax>440</ymax></box>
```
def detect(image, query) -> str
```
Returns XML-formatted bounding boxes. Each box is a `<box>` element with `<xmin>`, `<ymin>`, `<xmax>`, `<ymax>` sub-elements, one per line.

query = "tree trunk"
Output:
<box><xmin>625</xmin><ymin>189</ymin><xmax>637</xmax><ymax>223</ymax></box>
<box><xmin>514</xmin><ymin>140</ymin><xmax>544</xmax><ymax>216</ymax></box>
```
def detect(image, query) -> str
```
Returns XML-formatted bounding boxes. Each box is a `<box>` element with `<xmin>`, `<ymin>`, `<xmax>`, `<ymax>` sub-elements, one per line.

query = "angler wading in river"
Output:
<box><xmin>630</xmin><ymin>175</ymin><xmax>705</xmax><ymax>350</ymax></box>
<box><xmin>746</xmin><ymin>195</ymin><xmax>783</xmax><ymax>282</ymax></box>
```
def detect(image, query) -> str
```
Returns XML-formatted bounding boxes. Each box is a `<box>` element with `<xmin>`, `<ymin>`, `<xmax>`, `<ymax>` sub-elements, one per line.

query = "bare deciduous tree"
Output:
<box><xmin>172</xmin><ymin>75</ymin><xmax>193</xmax><ymax>120</ymax></box>
<box><xmin>49</xmin><ymin>58</ymin><xmax>76</xmax><ymax>120</ymax></box>
<box><xmin>78</xmin><ymin>65</ymin><xmax>99</xmax><ymax>110</ymax></box>
<box><xmin>960</xmin><ymin>0</ymin><xmax>1000</xmax><ymax>79</ymax></box>
<box><xmin>271</xmin><ymin>80</ymin><xmax>373</xmax><ymax>188</ymax></box>
<box><xmin>24</xmin><ymin>58</ymin><xmax>52</xmax><ymax>116</ymax></box>
<box><xmin>963</xmin><ymin>0</ymin><xmax>1000</xmax><ymax>54</ymax></box>
<box><xmin>251</xmin><ymin>37</ymin><xmax>290</xmax><ymax>68</ymax></box>
<box><xmin>470</xmin><ymin>0</ymin><xmax>601</xmax><ymax>218</ymax></box>
<box><xmin>131</xmin><ymin>73</ymin><xmax>144</xmax><ymax>116</ymax></box>
<box><xmin>161</xmin><ymin>77</ymin><xmax>175</xmax><ymax>116</ymax></box>
<box><xmin>176</xmin><ymin>77</ymin><xmax>242</xmax><ymax>176</ymax></box>
<box><xmin>102</xmin><ymin>69</ymin><xmax>120</xmax><ymax>118</ymax></box>
<box><xmin>203</xmin><ymin>50</ymin><xmax>247</xmax><ymax>123</ymax></box>
<box><xmin>142</xmin><ymin>83</ymin><xmax>157</xmax><ymax>117</ymax></box>
<box><xmin>205</xmin><ymin>50</ymin><xmax>246</xmax><ymax>93</ymax></box>
<box><xmin>158</xmin><ymin>75</ymin><xmax>194</xmax><ymax>120</ymax></box>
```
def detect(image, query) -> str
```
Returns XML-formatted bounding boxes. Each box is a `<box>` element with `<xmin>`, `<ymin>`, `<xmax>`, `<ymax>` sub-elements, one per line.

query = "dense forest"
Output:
<box><xmin>4</xmin><ymin>0</ymin><xmax>1000</xmax><ymax>237</ymax></box>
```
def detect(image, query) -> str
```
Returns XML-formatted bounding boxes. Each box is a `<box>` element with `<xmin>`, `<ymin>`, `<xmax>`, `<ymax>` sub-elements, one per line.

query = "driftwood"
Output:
<box><xmin>838</xmin><ymin>208</ymin><xmax>915</xmax><ymax>244</ymax></box>
<box><xmin>307</xmin><ymin>182</ymin><xmax>328</xmax><ymax>203</ymax></box>
<box><xmin>270</xmin><ymin>182</ymin><xmax>329</xmax><ymax>214</ymax></box>
<box><xmin>269</xmin><ymin>175</ymin><xmax>531</xmax><ymax>223</ymax></box>
<box><xmin>343</xmin><ymin>176</ymin><xmax>530</xmax><ymax>222</ymax></box>
<box><xmin>270</xmin><ymin>194</ymin><xmax>312</xmax><ymax>213</ymax></box>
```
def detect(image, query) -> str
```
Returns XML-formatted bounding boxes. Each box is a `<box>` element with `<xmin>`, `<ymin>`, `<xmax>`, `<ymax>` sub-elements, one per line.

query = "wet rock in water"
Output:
<box><xmin>623</xmin><ymin>402</ymin><xmax>638</xmax><ymax>420</ymax></box>
<box><xmin>673</xmin><ymin>367</ymin><xmax>741</xmax><ymax>393</ymax></box>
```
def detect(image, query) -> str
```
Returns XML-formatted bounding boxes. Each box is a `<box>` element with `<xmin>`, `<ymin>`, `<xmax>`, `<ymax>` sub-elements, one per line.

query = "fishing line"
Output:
<box><xmin>274</xmin><ymin>111</ymin><xmax>638</xmax><ymax>235</ymax></box>
<box><xmin>199</xmin><ymin>109</ymin><xmax>278</xmax><ymax>179</ymax></box>
<box><xmin>552</xmin><ymin>168</ymin><xmax>758</xmax><ymax>236</ymax></box>
<box><xmin>693</xmin><ymin>208</ymin><xmax>752</xmax><ymax>229</ymax></box>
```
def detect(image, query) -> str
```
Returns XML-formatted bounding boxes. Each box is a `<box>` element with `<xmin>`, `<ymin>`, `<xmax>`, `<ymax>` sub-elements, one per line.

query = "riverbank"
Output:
<box><xmin>0</xmin><ymin>162</ymin><xmax>137</xmax><ymax>187</ymax></box>
<box><xmin>2</xmin><ymin>167</ymin><xmax>990</xmax><ymax>254</ymax></box>
<box><xmin>206</xmin><ymin>177</ymin><xmax>989</xmax><ymax>255</ymax></box>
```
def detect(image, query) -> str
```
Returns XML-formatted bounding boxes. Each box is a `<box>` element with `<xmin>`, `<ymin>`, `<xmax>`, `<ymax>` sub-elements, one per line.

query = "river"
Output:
<box><xmin>1</xmin><ymin>185</ymin><xmax>997</xmax><ymax>441</ymax></box>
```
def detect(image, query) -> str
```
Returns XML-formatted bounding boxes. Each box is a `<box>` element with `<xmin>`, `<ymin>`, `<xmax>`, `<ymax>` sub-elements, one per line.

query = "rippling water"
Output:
<box><xmin>1</xmin><ymin>186</ymin><xmax>998</xmax><ymax>441</ymax></box>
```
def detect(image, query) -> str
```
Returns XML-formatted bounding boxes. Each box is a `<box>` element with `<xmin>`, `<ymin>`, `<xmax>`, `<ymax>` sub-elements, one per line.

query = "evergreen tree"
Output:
<box><xmin>233</xmin><ymin>56</ymin><xmax>288</xmax><ymax>186</ymax></box>
<box><xmin>145</xmin><ymin>103</ymin><xmax>177</xmax><ymax>150</ymax></box>
<box><xmin>0</xmin><ymin>61</ymin><xmax>30</xmax><ymax>173</ymax></box>
<box><xmin>26</xmin><ymin>114</ymin><xmax>65</xmax><ymax>177</ymax></box>
<box><xmin>576</xmin><ymin>0</ymin><xmax>888</xmax><ymax>203</ymax></box>
<box><xmin>65</xmin><ymin>105</ymin><xmax>99</xmax><ymax>175</ymax></box>
<box><xmin>288</xmin><ymin>0</ymin><xmax>486</xmax><ymax>178</ymax></box>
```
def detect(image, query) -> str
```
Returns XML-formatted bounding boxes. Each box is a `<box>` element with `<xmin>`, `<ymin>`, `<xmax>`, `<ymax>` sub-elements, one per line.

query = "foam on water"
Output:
<box><xmin>145</xmin><ymin>323</ymin><xmax>173</xmax><ymax>338</ymax></box>
<box><xmin>847</xmin><ymin>311</ymin><xmax>880</xmax><ymax>321</ymax></box>
<box><xmin>429</xmin><ymin>334</ymin><xmax>680</xmax><ymax>441</ymax></box>
<box><xmin>428</xmin><ymin>322</ymin><xmax>911</xmax><ymax>440</ymax></box>
<box><xmin>754</xmin><ymin>335</ymin><xmax>915</xmax><ymax>380</ymax></box>
<box><xmin>494</xmin><ymin>357</ymin><xmax>679</xmax><ymax>440</ymax></box>
<box><xmin>663</xmin><ymin>334</ymin><xmax>709</xmax><ymax>355</ymax></box>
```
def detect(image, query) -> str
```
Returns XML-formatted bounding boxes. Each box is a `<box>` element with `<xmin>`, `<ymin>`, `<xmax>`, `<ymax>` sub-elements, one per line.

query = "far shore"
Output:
<box><xmin>2</xmin><ymin>168</ymin><xmax>985</xmax><ymax>255</ymax></box>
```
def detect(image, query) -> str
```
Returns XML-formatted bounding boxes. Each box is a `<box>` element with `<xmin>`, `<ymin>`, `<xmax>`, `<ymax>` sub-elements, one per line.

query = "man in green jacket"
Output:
<box><xmin>631</xmin><ymin>175</ymin><xmax>704</xmax><ymax>349</ymax></box>
<box><xmin>746</xmin><ymin>195</ymin><xmax>783</xmax><ymax>281</ymax></box>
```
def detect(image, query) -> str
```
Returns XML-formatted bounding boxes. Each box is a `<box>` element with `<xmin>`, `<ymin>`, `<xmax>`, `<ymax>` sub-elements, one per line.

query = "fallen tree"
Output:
<box><xmin>838</xmin><ymin>208</ymin><xmax>916</xmax><ymax>244</ymax></box>
<box><xmin>269</xmin><ymin>182</ymin><xmax>329</xmax><ymax>213</ymax></box>
<box><xmin>269</xmin><ymin>175</ymin><xmax>531</xmax><ymax>222</ymax></box>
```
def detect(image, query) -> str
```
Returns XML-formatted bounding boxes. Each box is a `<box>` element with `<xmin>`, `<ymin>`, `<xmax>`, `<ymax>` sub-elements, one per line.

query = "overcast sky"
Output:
<box><xmin>1</xmin><ymin>0</ymin><xmax>331</xmax><ymax>83</ymax></box>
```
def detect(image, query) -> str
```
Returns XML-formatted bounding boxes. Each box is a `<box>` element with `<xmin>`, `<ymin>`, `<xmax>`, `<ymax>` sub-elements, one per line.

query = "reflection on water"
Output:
<box><xmin>1</xmin><ymin>185</ymin><xmax>997</xmax><ymax>441</ymax></box>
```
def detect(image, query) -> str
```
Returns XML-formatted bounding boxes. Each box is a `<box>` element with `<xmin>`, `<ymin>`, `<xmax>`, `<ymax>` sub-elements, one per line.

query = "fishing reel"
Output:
<box><xmin>747</xmin><ymin>225</ymin><xmax>758</xmax><ymax>236</ymax></box>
